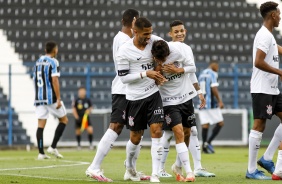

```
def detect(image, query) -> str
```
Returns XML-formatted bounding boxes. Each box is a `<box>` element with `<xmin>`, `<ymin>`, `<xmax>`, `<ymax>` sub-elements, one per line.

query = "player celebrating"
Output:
<box><xmin>117</xmin><ymin>17</ymin><xmax>167</xmax><ymax>183</ymax></box>
<box><xmin>158</xmin><ymin>20</ymin><xmax>215</xmax><ymax>178</ymax></box>
<box><xmin>72</xmin><ymin>87</ymin><xmax>93</xmax><ymax>150</ymax></box>
<box><xmin>246</xmin><ymin>1</ymin><xmax>282</xmax><ymax>180</ymax></box>
<box><xmin>85</xmin><ymin>9</ymin><xmax>150</xmax><ymax>182</ymax></box>
<box><xmin>198</xmin><ymin>60</ymin><xmax>224</xmax><ymax>154</ymax></box>
<box><xmin>33</xmin><ymin>41</ymin><xmax>68</xmax><ymax>160</ymax></box>
<box><xmin>152</xmin><ymin>40</ymin><xmax>198</xmax><ymax>182</ymax></box>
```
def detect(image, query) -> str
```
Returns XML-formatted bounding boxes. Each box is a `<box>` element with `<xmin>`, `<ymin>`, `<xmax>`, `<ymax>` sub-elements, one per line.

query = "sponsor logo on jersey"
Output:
<box><xmin>266</xmin><ymin>105</ymin><xmax>272</xmax><ymax>115</ymax></box>
<box><xmin>137</xmin><ymin>57</ymin><xmax>142</xmax><ymax>60</ymax></box>
<box><xmin>163</xmin><ymin>93</ymin><xmax>188</xmax><ymax>102</ymax></box>
<box><xmin>173</xmin><ymin>61</ymin><xmax>180</xmax><ymax>68</ymax></box>
<box><xmin>188</xmin><ymin>114</ymin><xmax>196</xmax><ymax>121</ymax></box>
<box><xmin>165</xmin><ymin>114</ymin><xmax>172</xmax><ymax>124</ymax></box>
<box><xmin>154</xmin><ymin>107</ymin><xmax>164</xmax><ymax>115</ymax></box>
<box><xmin>128</xmin><ymin>116</ymin><xmax>134</xmax><ymax>126</ymax></box>
<box><xmin>118</xmin><ymin>70</ymin><xmax>129</xmax><ymax>76</ymax></box>
<box><xmin>273</xmin><ymin>55</ymin><xmax>279</xmax><ymax>62</ymax></box>
<box><xmin>165</xmin><ymin>73</ymin><xmax>182</xmax><ymax>81</ymax></box>
<box><xmin>122</xmin><ymin>110</ymin><xmax>126</xmax><ymax>120</ymax></box>
<box><xmin>141</xmin><ymin>63</ymin><xmax>153</xmax><ymax>70</ymax></box>
<box><xmin>145</xmin><ymin>83</ymin><xmax>156</xmax><ymax>92</ymax></box>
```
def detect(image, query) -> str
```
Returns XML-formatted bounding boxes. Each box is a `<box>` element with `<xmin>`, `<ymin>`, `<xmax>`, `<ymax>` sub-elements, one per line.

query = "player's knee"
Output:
<box><xmin>173</xmin><ymin>127</ymin><xmax>184</xmax><ymax>140</ymax></box>
<box><xmin>60</xmin><ymin>116</ymin><xmax>68</xmax><ymax>124</ymax></box>
<box><xmin>218</xmin><ymin>121</ymin><xmax>224</xmax><ymax>127</ymax></box>
<box><xmin>109</xmin><ymin>123</ymin><xmax>124</xmax><ymax>135</ymax></box>
<box><xmin>190</xmin><ymin>126</ymin><xmax>198</xmax><ymax>136</ymax></box>
<box><xmin>130</xmin><ymin>131</ymin><xmax>142</xmax><ymax>145</ymax></box>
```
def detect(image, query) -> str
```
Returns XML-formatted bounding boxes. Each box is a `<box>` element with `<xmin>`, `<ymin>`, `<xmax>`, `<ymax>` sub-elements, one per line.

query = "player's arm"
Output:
<box><xmin>211</xmin><ymin>86</ymin><xmax>224</xmax><ymax>109</ymax></box>
<box><xmin>190</xmin><ymin>74</ymin><xmax>206</xmax><ymax>109</ymax></box>
<box><xmin>255</xmin><ymin>49</ymin><xmax>282</xmax><ymax>76</ymax></box>
<box><xmin>117</xmin><ymin>55</ymin><xmax>166</xmax><ymax>84</ymax></box>
<box><xmin>52</xmin><ymin>76</ymin><xmax>62</xmax><ymax>109</ymax></box>
<box><xmin>72</xmin><ymin>105</ymin><xmax>79</xmax><ymax>120</ymax></box>
<box><xmin>85</xmin><ymin>99</ymin><xmax>93</xmax><ymax>115</ymax></box>
<box><xmin>278</xmin><ymin>44</ymin><xmax>282</xmax><ymax>55</ymax></box>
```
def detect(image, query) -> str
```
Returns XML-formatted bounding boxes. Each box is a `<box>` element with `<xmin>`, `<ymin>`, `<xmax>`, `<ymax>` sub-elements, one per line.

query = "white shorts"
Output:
<box><xmin>35</xmin><ymin>101</ymin><xmax>67</xmax><ymax>119</ymax></box>
<box><xmin>198</xmin><ymin>108</ymin><xmax>224</xmax><ymax>125</ymax></box>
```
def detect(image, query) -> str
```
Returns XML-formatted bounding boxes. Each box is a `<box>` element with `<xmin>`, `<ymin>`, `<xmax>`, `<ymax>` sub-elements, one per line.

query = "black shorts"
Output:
<box><xmin>252</xmin><ymin>93</ymin><xmax>282</xmax><ymax>119</ymax></box>
<box><xmin>126</xmin><ymin>91</ymin><xmax>164</xmax><ymax>131</ymax></box>
<box><xmin>110</xmin><ymin>94</ymin><xmax>127</xmax><ymax>124</ymax></box>
<box><xmin>75</xmin><ymin>117</ymin><xmax>92</xmax><ymax>129</ymax></box>
<box><xmin>163</xmin><ymin>99</ymin><xmax>196</xmax><ymax>130</ymax></box>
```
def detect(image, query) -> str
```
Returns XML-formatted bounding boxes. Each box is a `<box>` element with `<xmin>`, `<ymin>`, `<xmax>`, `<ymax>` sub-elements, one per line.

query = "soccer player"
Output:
<box><xmin>117</xmin><ymin>17</ymin><xmax>167</xmax><ymax>183</ymax></box>
<box><xmin>33</xmin><ymin>41</ymin><xmax>68</xmax><ymax>160</ymax></box>
<box><xmin>72</xmin><ymin>87</ymin><xmax>93</xmax><ymax>150</ymax></box>
<box><xmin>198</xmin><ymin>60</ymin><xmax>224</xmax><ymax>154</ymax></box>
<box><xmin>246</xmin><ymin>1</ymin><xmax>282</xmax><ymax>180</ymax></box>
<box><xmin>158</xmin><ymin>20</ymin><xmax>215</xmax><ymax>178</ymax></box>
<box><xmin>152</xmin><ymin>40</ymin><xmax>198</xmax><ymax>182</ymax></box>
<box><xmin>86</xmin><ymin>9</ymin><xmax>150</xmax><ymax>182</ymax></box>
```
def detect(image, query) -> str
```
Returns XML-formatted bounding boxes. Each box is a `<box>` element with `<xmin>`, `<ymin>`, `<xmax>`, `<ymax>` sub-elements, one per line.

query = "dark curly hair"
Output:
<box><xmin>151</xmin><ymin>40</ymin><xmax>170</xmax><ymax>62</ymax></box>
<box><xmin>260</xmin><ymin>1</ymin><xmax>278</xmax><ymax>18</ymax></box>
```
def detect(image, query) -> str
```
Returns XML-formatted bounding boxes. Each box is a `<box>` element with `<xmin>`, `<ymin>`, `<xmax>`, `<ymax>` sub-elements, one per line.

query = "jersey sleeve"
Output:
<box><xmin>189</xmin><ymin>73</ymin><xmax>198</xmax><ymax>84</ymax></box>
<box><xmin>210</xmin><ymin>72</ymin><xmax>219</xmax><ymax>87</ymax></box>
<box><xmin>256</xmin><ymin>32</ymin><xmax>272</xmax><ymax>54</ymax></box>
<box><xmin>51</xmin><ymin>58</ymin><xmax>60</xmax><ymax>77</ymax></box>
<box><xmin>116</xmin><ymin>49</ymin><xmax>141</xmax><ymax>84</ymax></box>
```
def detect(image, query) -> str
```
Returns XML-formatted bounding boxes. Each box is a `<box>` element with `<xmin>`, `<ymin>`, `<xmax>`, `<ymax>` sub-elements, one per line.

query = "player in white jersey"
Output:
<box><xmin>86</xmin><ymin>9</ymin><xmax>149</xmax><ymax>182</ymax></box>
<box><xmin>152</xmin><ymin>40</ymin><xmax>197</xmax><ymax>182</ymax></box>
<box><xmin>246</xmin><ymin>2</ymin><xmax>282</xmax><ymax>180</ymax></box>
<box><xmin>157</xmin><ymin>20</ymin><xmax>215</xmax><ymax>178</ymax></box>
<box><xmin>117</xmin><ymin>17</ymin><xmax>167</xmax><ymax>183</ymax></box>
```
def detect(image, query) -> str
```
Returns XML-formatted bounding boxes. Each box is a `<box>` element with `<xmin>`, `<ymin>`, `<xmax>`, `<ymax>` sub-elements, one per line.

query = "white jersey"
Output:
<box><xmin>116</xmin><ymin>35</ymin><xmax>163</xmax><ymax>100</ymax></box>
<box><xmin>111</xmin><ymin>31</ymin><xmax>131</xmax><ymax>95</ymax></box>
<box><xmin>158</xmin><ymin>42</ymin><xmax>197</xmax><ymax>106</ymax></box>
<box><xmin>250</xmin><ymin>26</ymin><xmax>279</xmax><ymax>95</ymax></box>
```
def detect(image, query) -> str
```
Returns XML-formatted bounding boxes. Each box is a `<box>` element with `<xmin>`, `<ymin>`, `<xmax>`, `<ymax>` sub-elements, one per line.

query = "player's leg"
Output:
<box><xmin>206</xmin><ymin>121</ymin><xmax>223</xmax><ymax>153</ymax></box>
<box><xmin>75</xmin><ymin>128</ymin><xmax>81</xmax><ymax>149</ymax></box>
<box><xmin>158</xmin><ymin>130</ymin><xmax>173</xmax><ymax>177</ymax></box>
<box><xmin>246</xmin><ymin>93</ymin><xmax>272</xmax><ymax>180</ymax></box>
<box><xmin>86</xmin><ymin>125</ymin><xmax>94</xmax><ymax>149</ymax></box>
<box><xmin>147</xmin><ymin>91</ymin><xmax>165</xmax><ymax>182</ymax></box>
<box><xmin>47</xmin><ymin>101</ymin><xmax>68</xmax><ymax>158</ymax></box>
<box><xmin>199</xmin><ymin>110</ymin><xmax>211</xmax><ymax>154</ymax></box>
<box><xmin>272</xmin><ymin>142</ymin><xmax>282</xmax><ymax>180</ymax></box>
<box><xmin>35</xmin><ymin>105</ymin><xmax>50</xmax><ymax>160</ymax></box>
<box><xmin>258</xmin><ymin>94</ymin><xmax>282</xmax><ymax>174</ymax></box>
<box><xmin>188</xmin><ymin>126</ymin><xmax>201</xmax><ymax>170</ymax></box>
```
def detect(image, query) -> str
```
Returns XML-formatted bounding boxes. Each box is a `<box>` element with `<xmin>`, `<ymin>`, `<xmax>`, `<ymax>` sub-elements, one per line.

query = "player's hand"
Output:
<box><xmin>162</xmin><ymin>63</ymin><xmax>180</xmax><ymax>74</ymax></box>
<box><xmin>146</xmin><ymin>70</ymin><xmax>167</xmax><ymax>85</ymax></box>
<box><xmin>198</xmin><ymin>94</ymin><xmax>206</xmax><ymax>109</ymax></box>
<box><xmin>85</xmin><ymin>109</ymin><xmax>91</xmax><ymax>115</ymax></box>
<box><xmin>56</xmin><ymin>100</ymin><xmax>62</xmax><ymax>109</ymax></box>
<box><xmin>218</xmin><ymin>101</ymin><xmax>224</xmax><ymax>109</ymax></box>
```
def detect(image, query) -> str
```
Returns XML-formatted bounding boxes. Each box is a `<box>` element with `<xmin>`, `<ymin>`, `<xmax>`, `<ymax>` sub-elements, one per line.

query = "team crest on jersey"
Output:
<box><xmin>128</xmin><ymin>116</ymin><xmax>134</xmax><ymax>126</ymax></box>
<box><xmin>122</xmin><ymin>110</ymin><xmax>126</xmax><ymax>120</ymax></box>
<box><xmin>173</xmin><ymin>61</ymin><xmax>180</xmax><ymax>68</ymax></box>
<box><xmin>165</xmin><ymin>115</ymin><xmax>172</xmax><ymax>125</ymax></box>
<box><xmin>266</xmin><ymin>105</ymin><xmax>273</xmax><ymax>115</ymax></box>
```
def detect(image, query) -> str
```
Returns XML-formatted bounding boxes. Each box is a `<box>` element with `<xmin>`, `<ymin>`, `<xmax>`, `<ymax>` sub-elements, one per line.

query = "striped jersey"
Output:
<box><xmin>33</xmin><ymin>55</ymin><xmax>60</xmax><ymax>106</ymax></box>
<box><xmin>198</xmin><ymin>68</ymin><xmax>219</xmax><ymax>109</ymax></box>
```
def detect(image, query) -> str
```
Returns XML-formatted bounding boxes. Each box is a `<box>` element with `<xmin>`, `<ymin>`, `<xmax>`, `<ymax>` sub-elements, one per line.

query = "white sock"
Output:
<box><xmin>133</xmin><ymin>136</ymin><xmax>143</xmax><ymax>170</ymax></box>
<box><xmin>264</xmin><ymin>124</ymin><xmax>282</xmax><ymax>161</ymax></box>
<box><xmin>189</xmin><ymin>126</ymin><xmax>202</xmax><ymax>170</ymax></box>
<box><xmin>151</xmin><ymin>138</ymin><xmax>163</xmax><ymax>176</ymax></box>
<box><xmin>160</xmin><ymin>131</ymin><xmax>173</xmax><ymax>170</ymax></box>
<box><xmin>126</xmin><ymin>140</ymin><xmax>138</xmax><ymax>168</ymax></box>
<box><xmin>248</xmin><ymin>130</ymin><xmax>263</xmax><ymax>174</ymax></box>
<box><xmin>175</xmin><ymin>153</ymin><xmax>182</xmax><ymax>167</ymax></box>
<box><xmin>89</xmin><ymin>129</ymin><xmax>118</xmax><ymax>171</ymax></box>
<box><xmin>176</xmin><ymin>142</ymin><xmax>192</xmax><ymax>173</ymax></box>
<box><xmin>274</xmin><ymin>150</ymin><xmax>282</xmax><ymax>174</ymax></box>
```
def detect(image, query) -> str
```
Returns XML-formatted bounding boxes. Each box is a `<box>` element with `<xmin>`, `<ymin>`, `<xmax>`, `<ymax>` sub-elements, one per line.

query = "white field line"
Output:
<box><xmin>0</xmin><ymin>173</ymin><xmax>149</xmax><ymax>183</ymax></box>
<box><xmin>0</xmin><ymin>161</ymin><xmax>89</xmax><ymax>171</ymax></box>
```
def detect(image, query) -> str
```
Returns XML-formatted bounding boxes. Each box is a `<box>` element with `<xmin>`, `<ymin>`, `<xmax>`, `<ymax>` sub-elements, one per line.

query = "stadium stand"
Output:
<box><xmin>0</xmin><ymin>0</ymin><xmax>282</xmax><ymax>145</ymax></box>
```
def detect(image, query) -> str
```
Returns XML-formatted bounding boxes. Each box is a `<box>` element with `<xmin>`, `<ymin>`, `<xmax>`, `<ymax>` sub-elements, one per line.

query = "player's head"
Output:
<box><xmin>122</xmin><ymin>9</ymin><xmax>139</xmax><ymax>28</ymax></box>
<box><xmin>209</xmin><ymin>60</ymin><xmax>219</xmax><ymax>72</ymax></box>
<box><xmin>133</xmin><ymin>17</ymin><xmax>153</xmax><ymax>46</ymax></box>
<box><xmin>260</xmin><ymin>1</ymin><xmax>280</xmax><ymax>27</ymax></box>
<box><xmin>78</xmin><ymin>87</ymin><xmax>86</xmax><ymax>98</ymax></box>
<box><xmin>151</xmin><ymin>40</ymin><xmax>170</xmax><ymax>63</ymax></box>
<box><xmin>169</xmin><ymin>20</ymin><xmax>187</xmax><ymax>42</ymax></box>
<box><xmin>45</xmin><ymin>41</ymin><xmax>58</xmax><ymax>57</ymax></box>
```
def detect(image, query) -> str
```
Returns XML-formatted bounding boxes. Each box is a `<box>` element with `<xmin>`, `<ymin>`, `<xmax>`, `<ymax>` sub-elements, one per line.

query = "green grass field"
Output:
<box><xmin>0</xmin><ymin>147</ymin><xmax>278</xmax><ymax>183</ymax></box>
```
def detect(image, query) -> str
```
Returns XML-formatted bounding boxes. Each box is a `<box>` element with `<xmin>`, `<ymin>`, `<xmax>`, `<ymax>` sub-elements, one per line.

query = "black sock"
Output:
<box><xmin>202</xmin><ymin>128</ymin><xmax>208</xmax><ymax>146</ymax></box>
<box><xmin>51</xmin><ymin>123</ymin><xmax>66</xmax><ymax>149</ymax></box>
<box><xmin>37</xmin><ymin>128</ymin><xmax>44</xmax><ymax>154</ymax></box>
<box><xmin>88</xmin><ymin>134</ymin><xmax>93</xmax><ymax>145</ymax></box>
<box><xmin>208</xmin><ymin>124</ymin><xmax>222</xmax><ymax>144</ymax></box>
<box><xmin>76</xmin><ymin>135</ymin><xmax>81</xmax><ymax>146</ymax></box>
